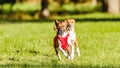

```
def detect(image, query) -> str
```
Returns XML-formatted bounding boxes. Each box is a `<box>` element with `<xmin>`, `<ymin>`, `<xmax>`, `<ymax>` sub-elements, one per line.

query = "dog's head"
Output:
<box><xmin>54</xmin><ymin>19</ymin><xmax>67</xmax><ymax>36</ymax></box>
<box><xmin>65</xmin><ymin>19</ymin><xmax>75</xmax><ymax>31</ymax></box>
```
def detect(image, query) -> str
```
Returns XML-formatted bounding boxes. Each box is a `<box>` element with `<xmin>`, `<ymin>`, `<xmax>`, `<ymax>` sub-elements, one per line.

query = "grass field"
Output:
<box><xmin>0</xmin><ymin>17</ymin><xmax>120</xmax><ymax>67</ymax></box>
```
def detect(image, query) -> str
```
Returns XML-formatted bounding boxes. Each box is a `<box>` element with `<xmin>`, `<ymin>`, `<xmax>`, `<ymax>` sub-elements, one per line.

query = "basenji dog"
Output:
<box><xmin>65</xmin><ymin>19</ymin><xmax>80</xmax><ymax>56</ymax></box>
<box><xmin>54</xmin><ymin>19</ymin><xmax>74</xmax><ymax>60</ymax></box>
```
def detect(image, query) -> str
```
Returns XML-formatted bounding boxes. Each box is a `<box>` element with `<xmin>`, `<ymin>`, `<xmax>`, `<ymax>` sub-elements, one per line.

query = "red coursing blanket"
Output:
<box><xmin>54</xmin><ymin>34</ymin><xmax>69</xmax><ymax>50</ymax></box>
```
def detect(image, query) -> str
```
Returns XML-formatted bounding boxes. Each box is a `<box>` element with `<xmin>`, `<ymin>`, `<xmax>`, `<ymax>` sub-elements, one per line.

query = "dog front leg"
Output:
<box><xmin>57</xmin><ymin>48</ymin><xmax>62</xmax><ymax>60</ymax></box>
<box><xmin>57</xmin><ymin>51</ymin><xmax>61</xmax><ymax>60</ymax></box>
<box><xmin>66</xmin><ymin>46</ymin><xmax>71</xmax><ymax>60</ymax></box>
<box><xmin>70</xmin><ymin>44</ymin><xmax>74</xmax><ymax>60</ymax></box>
<box><xmin>68</xmin><ymin>37</ymin><xmax>74</xmax><ymax>60</ymax></box>
<box><xmin>58</xmin><ymin>40</ymin><xmax>68</xmax><ymax>58</ymax></box>
<box><xmin>54</xmin><ymin>45</ymin><xmax>61</xmax><ymax>60</ymax></box>
<box><xmin>74</xmin><ymin>40</ymin><xmax>80</xmax><ymax>56</ymax></box>
<box><xmin>59</xmin><ymin>46</ymin><xmax>68</xmax><ymax>58</ymax></box>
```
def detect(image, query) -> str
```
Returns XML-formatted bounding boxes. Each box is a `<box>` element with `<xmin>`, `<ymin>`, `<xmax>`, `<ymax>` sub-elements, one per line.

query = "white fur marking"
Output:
<box><xmin>77</xmin><ymin>48</ymin><xmax>80</xmax><ymax>56</ymax></box>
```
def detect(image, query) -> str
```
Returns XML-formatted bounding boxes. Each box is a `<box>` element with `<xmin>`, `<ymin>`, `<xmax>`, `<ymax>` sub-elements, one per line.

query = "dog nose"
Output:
<box><xmin>67</xmin><ymin>24</ymin><xmax>71</xmax><ymax>27</ymax></box>
<box><xmin>57</xmin><ymin>28</ymin><xmax>64</xmax><ymax>36</ymax></box>
<box><xmin>58</xmin><ymin>28</ymin><xmax>62</xmax><ymax>31</ymax></box>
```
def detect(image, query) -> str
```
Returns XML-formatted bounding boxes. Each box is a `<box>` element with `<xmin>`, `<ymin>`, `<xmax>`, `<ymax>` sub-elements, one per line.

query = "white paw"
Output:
<box><xmin>77</xmin><ymin>48</ymin><xmax>80</xmax><ymax>56</ymax></box>
<box><xmin>68</xmin><ymin>56</ymin><xmax>71</xmax><ymax>60</ymax></box>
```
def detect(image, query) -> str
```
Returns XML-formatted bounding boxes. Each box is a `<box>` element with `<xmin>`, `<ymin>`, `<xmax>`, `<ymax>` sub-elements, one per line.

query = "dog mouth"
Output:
<box><xmin>57</xmin><ymin>28</ymin><xmax>64</xmax><ymax>36</ymax></box>
<box><xmin>67</xmin><ymin>24</ymin><xmax>72</xmax><ymax>31</ymax></box>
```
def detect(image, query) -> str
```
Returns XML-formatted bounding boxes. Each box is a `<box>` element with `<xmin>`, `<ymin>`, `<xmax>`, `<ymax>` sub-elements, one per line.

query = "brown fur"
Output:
<box><xmin>54</xmin><ymin>19</ymin><xmax>72</xmax><ymax>59</ymax></box>
<box><xmin>65</xmin><ymin>19</ymin><xmax>79</xmax><ymax>48</ymax></box>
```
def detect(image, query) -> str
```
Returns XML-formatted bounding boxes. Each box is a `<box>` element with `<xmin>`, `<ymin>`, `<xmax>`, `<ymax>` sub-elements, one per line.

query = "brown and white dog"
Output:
<box><xmin>54</xmin><ymin>19</ymin><xmax>74</xmax><ymax>60</ymax></box>
<box><xmin>64</xmin><ymin>19</ymin><xmax>80</xmax><ymax>56</ymax></box>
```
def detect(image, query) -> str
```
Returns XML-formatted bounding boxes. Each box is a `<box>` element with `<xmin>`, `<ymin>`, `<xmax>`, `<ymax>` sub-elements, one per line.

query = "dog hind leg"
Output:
<box><xmin>70</xmin><ymin>44</ymin><xmax>74</xmax><ymax>60</ymax></box>
<box><xmin>77</xmin><ymin>47</ymin><xmax>80</xmax><ymax>56</ymax></box>
<box><xmin>74</xmin><ymin>40</ymin><xmax>80</xmax><ymax>56</ymax></box>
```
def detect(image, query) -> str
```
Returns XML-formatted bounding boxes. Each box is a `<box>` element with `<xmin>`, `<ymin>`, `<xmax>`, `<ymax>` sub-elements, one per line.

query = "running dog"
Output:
<box><xmin>54</xmin><ymin>19</ymin><xmax>74</xmax><ymax>60</ymax></box>
<box><xmin>65</xmin><ymin>19</ymin><xmax>80</xmax><ymax>56</ymax></box>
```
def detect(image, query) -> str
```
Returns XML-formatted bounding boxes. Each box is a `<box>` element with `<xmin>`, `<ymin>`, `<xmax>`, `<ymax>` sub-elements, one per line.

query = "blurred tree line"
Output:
<box><xmin>0</xmin><ymin>0</ymin><xmax>120</xmax><ymax>20</ymax></box>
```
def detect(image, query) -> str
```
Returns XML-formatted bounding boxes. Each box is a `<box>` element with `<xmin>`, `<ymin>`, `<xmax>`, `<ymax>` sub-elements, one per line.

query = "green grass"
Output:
<box><xmin>0</xmin><ymin>21</ymin><xmax>120</xmax><ymax>68</ymax></box>
<box><xmin>54</xmin><ymin>12</ymin><xmax>120</xmax><ymax>19</ymax></box>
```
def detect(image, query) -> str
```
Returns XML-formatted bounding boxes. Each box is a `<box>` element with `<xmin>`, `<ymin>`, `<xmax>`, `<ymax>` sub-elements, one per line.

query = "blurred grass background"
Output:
<box><xmin>0</xmin><ymin>0</ymin><xmax>110</xmax><ymax>20</ymax></box>
<box><xmin>0</xmin><ymin>1</ymin><xmax>99</xmax><ymax>14</ymax></box>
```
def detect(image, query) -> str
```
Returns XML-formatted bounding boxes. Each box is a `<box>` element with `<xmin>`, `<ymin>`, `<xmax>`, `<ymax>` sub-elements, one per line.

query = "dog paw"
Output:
<box><xmin>77</xmin><ymin>52</ymin><xmax>80</xmax><ymax>56</ymax></box>
<box><xmin>77</xmin><ymin>48</ymin><xmax>80</xmax><ymax>56</ymax></box>
<box><xmin>67</xmin><ymin>56</ymin><xmax>71</xmax><ymax>60</ymax></box>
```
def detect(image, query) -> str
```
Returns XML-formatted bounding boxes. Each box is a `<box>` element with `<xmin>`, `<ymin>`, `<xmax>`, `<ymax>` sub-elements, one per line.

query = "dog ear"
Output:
<box><xmin>55</xmin><ymin>19</ymin><xmax>59</xmax><ymax>26</ymax></box>
<box><xmin>54</xmin><ymin>19</ymin><xmax>59</xmax><ymax>32</ymax></box>
<box><xmin>70</xmin><ymin>19</ymin><xmax>75</xmax><ymax>23</ymax></box>
<box><xmin>54</xmin><ymin>26</ymin><xmax>58</xmax><ymax>32</ymax></box>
